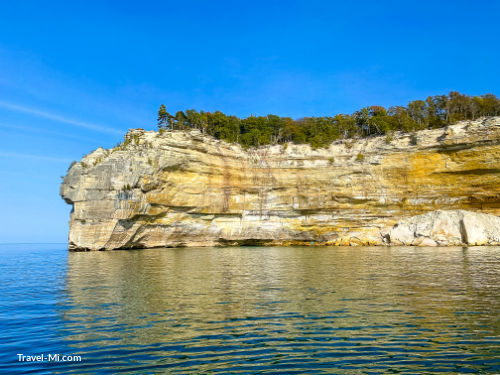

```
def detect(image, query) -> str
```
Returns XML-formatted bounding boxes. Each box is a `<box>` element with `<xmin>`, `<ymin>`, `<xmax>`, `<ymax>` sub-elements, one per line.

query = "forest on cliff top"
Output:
<box><xmin>156</xmin><ymin>91</ymin><xmax>500</xmax><ymax>149</ymax></box>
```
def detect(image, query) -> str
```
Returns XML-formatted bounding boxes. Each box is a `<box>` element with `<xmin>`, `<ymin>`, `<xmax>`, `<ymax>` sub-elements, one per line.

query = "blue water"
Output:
<box><xmin>1</xmin><ymin>244</ymin><xmax>500</xmax><ymax>374</ymax></box>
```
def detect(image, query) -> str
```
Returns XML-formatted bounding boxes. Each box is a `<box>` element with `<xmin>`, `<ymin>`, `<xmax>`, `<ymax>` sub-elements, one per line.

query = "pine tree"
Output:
<box><xmin>157</xmin><ymin>104</ymin><xmax>170</xmax><ymax>130</ymax></box>
<box><xmin>154</xmin><ymin>91</ymin><xmax>499</xmax><ymax>149</ymax></box>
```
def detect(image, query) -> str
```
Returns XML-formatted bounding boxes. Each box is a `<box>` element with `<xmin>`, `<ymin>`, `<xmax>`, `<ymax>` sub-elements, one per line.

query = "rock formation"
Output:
<box><xmin>386</xmin><ymin>210</ymin><xmax>500</xmax><ymax>246</ymax></box>
<box><xmin>60</xmin><ymin>117</ymin><xmax>500</xmax><ymax>250</ymax></box>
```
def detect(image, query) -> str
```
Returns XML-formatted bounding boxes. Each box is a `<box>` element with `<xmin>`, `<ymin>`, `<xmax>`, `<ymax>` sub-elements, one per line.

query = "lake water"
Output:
<box><xmin>1</xmin><ymin>244</ymin><xmax>499</xmax><ymax>374</ymax></box>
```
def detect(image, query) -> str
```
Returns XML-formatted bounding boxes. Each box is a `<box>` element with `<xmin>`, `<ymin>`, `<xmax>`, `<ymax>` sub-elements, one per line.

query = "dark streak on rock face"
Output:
<box><xmin>60</xmin><ymin>118</ymin><xmax>500</xmax><ymax>250</ymax></box>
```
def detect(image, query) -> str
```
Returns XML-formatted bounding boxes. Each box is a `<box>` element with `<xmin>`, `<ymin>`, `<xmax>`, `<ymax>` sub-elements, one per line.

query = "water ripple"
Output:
<box><xmin>1</xmin><ymin>245</ymin><xmax>500</xmax><ymax>373</ymax></box>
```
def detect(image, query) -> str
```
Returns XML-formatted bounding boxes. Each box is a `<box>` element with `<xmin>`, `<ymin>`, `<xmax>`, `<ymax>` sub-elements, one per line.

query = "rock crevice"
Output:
<box><xmin>387</xmin><ymin>210</ymin><xmax>500</xmax><ymax>246</ymax></box>
<box><xmin>60</xmin><ymin>117</ymin><xmax>500</xmax><ymax>250</ymax></box>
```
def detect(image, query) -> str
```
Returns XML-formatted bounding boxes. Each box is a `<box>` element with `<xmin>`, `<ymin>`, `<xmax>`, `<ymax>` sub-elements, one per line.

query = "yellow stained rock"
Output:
<box><xmin>60</xmin><ymin>118</ymin><xmax>500</xmax><ymax>250</ymax></box>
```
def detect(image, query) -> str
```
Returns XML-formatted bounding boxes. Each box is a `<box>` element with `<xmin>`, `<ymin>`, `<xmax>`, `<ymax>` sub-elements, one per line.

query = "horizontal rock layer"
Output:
<box><xmin>60</xmin><ymin>117</ymin><xmax>500</xmax><ymax>250</ymax></box>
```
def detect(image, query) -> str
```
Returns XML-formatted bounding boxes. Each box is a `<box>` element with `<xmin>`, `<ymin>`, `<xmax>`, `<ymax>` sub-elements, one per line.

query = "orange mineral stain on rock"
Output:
<box><xmin>60</xmin><ymin>118</ymin><xmax>500</xmax><ymax>250</ymax></box>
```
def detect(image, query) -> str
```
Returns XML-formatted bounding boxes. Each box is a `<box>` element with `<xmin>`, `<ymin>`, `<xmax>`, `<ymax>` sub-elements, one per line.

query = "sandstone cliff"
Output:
<box><xmin>60</xmin><ymin>117</ymin><xmax>500</xmax><ymax>250</ymax></box>
<box><xmin>387</xmin><ymin>210</ymin><xmax>500</xmax><ymax>246</ymax></box>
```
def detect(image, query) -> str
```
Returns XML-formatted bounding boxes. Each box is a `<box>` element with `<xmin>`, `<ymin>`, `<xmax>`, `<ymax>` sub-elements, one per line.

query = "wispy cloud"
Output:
<box><xmin>0</xmin><ymin>151</ymin><xmax>73</xmax><ymax>163</ymax></box>
<box><xmin>0</xmin><ymin>100</ymin><xmax>123</xmax><ymax>135</ymax></box>
<box><xmin>0</xmin><ymin>122</ymin><xmax>105</xmax><ymax>143</ymax></box>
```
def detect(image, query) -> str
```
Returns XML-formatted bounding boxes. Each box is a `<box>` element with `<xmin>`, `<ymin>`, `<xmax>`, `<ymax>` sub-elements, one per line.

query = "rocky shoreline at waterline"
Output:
<box><xmin>60</xmin><ymin>117</ymin><xmax>500</xmax><ymax>250</ymax></box>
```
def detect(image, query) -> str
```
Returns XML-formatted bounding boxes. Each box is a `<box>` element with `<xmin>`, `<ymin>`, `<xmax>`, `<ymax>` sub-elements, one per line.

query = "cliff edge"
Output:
<box><xmin>60</xmin><ymin>117</ymin><xmax>500</xmax><ymax>250</ymax></box>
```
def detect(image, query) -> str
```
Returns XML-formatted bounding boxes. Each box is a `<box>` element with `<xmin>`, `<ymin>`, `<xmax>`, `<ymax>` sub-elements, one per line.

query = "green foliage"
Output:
<box><xmin>356</xmin><ymin>153</ymin><xmax>365</xmax><ymax>162</ymax></box>
<box><xmin>384</xmin><ymin>131</ymin><xmax>394</xmax><ymax>144</ymax></box>
<box><xmin>153</xmin><ymin>92</ymin><xmax>500</xmax><ymax>149</ymax></box>
<box><xmin>93</xmin><ymin>156</ymin><xmax>103</xmax><ymax>166</ymax></box>
<box><xmin>133</xmin><ymin>134</ymin><xmax>141</xmax><ymax>146</ymax></box>
<box><xmin>157</xmin><ymin>104</ymin><xmax>170</xmax><ymax>130</ymax></box>
<box><xmin>409</xmin><ymin>133</ymin><xmax>418</xmax><ymax>146</ymax></box>
<box><xmin>81</xmin><ymin>161</ymin><xmax>88</xmax><ymax>168</ymax></box>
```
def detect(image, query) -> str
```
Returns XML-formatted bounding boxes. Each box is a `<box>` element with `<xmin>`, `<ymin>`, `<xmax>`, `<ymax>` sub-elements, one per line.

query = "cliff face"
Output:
<box><xmin>60</xmin><ymin>117</ymin><xmax>500</xmax><ymax>250</ymax></box>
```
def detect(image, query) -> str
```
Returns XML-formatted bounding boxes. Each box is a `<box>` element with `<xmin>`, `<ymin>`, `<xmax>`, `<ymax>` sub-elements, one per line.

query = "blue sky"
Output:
<box><xmin>0</xmin><ymin>0</ymin><xmax>499</xmax><ymax>243</ymax></box>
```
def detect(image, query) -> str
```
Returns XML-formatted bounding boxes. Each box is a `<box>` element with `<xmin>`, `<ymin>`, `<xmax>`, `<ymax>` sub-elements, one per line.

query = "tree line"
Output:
<box><xmin>157</xmin><ymin>91</ymin><xmax>500</xmax><ymax>149</ymax></box>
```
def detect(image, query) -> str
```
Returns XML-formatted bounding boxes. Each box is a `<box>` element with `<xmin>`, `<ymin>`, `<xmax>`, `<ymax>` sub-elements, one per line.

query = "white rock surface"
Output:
<box><xmin>387</xmin><ymin>210</ymin><xmax>500</xmax><ymax>246</ymax></box>
<box><xmin>60</xmin><ymin>117</ymin><xmax>500</xmax><ymax>250</ymax></box>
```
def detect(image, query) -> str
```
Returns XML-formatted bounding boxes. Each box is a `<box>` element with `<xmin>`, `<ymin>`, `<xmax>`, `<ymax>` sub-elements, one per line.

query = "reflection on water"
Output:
<box><xmin>1</xmin><ymin>245</ymin><xmax>500</xmax><ymax>373</ymax></box>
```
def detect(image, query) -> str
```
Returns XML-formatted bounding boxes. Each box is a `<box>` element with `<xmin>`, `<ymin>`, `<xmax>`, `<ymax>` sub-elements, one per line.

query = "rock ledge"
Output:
<box><xmin>60</xmin><ymin>117</ymin><xmax>500</xmax><ymax>250</ymax></box>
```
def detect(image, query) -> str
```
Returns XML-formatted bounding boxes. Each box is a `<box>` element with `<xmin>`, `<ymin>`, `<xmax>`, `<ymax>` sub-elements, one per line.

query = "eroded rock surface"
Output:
<box><xmin>386</xmin><ymin>210</ymin><xmax>500</xmax><ymax>246</ymax></box>
<box><xmin>60</xmin><ymin>117</ymin><xmax>500</xmax><ymax>250</ymax></box>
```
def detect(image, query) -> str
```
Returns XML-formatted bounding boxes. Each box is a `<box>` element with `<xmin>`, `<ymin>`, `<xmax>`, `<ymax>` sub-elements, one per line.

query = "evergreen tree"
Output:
<box><xmin>154</xmin><ymin>91</ymin><xmax>499</xmax><ymax>149</ymax></box>
<box><xmin>157</xmin><ymin>104</ymin><xmax>170</xmax><ymax>130</ymax></box>
<box><xmin>174</xmin><ymin>111</ymin><xmax>187</xmax><ymax>129</ymax></box>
